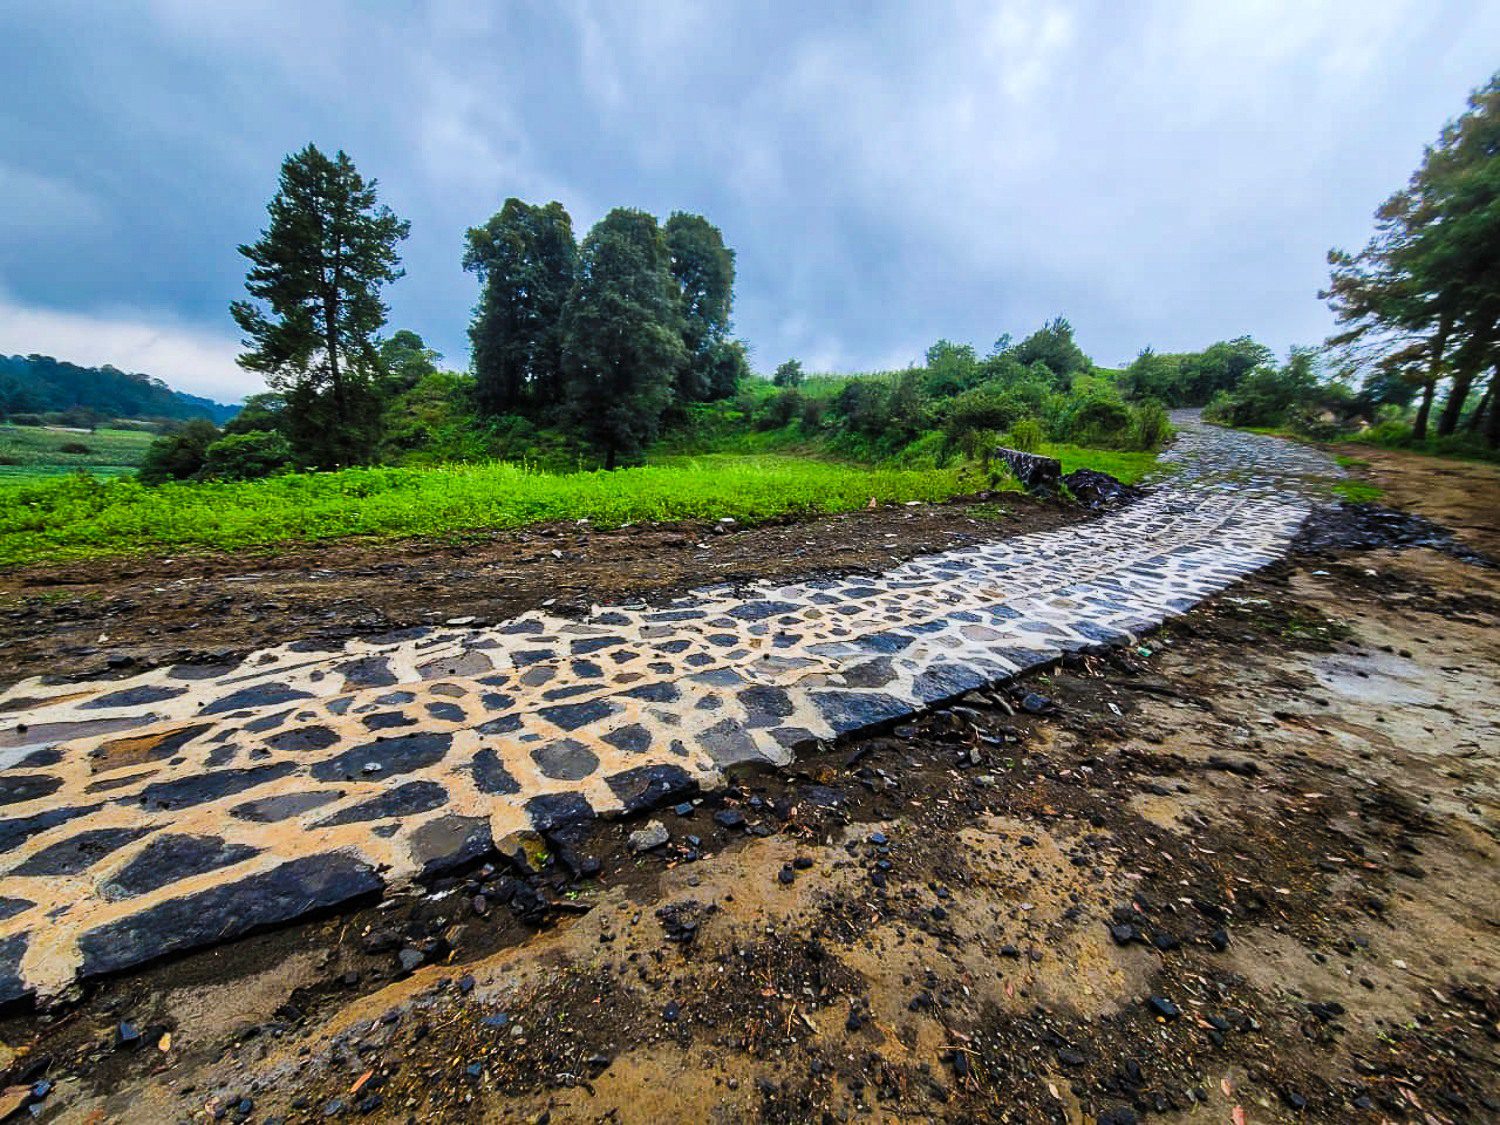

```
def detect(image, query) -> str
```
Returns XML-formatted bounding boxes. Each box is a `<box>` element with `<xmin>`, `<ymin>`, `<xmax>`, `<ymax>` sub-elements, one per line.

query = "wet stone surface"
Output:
<box><xmin>0</xmin><ymin>414</ymin><xmax>1339</xmax><ymax>1002</ymax></box>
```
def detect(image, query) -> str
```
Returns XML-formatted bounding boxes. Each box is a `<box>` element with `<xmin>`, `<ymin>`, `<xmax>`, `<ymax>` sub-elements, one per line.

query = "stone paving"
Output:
<box><xmin>0</xmin><ymin>414</ymin><xmax>1338</xmax><ymax>1003</ymax></box>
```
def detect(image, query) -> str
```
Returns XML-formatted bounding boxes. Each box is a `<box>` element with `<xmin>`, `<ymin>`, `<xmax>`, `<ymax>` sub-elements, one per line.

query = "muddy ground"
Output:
<box><xmin>0</xmin><ymin>450</ymin><xmax>1497</xmax><ymax>1124</ymax></box>
<box><xmin>0</xmin><ymin>494</ymin><xmax>1082</xmax><ymax>690</ymax></box>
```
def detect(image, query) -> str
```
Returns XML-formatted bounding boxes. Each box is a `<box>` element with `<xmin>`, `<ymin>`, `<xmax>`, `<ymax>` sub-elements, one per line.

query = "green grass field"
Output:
<box><xmin>0</xmin><ymin>454</ymin><xmax>1002</xmax><ymax>567</ymax></box>
<box><xmin>0</xmin><ymin>424</ymin><xmax>155</xmax><ymax>480</ymax></box>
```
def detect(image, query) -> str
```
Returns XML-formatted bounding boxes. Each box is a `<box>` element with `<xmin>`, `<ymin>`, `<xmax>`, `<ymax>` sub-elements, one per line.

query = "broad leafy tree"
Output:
<box><xmin>232</xmin><ymin>145</ymin><xmax>408</xmax><ymax>467</ymax></box>
<box><xmin>463</xmin><ymin>199</ymin><xmax>577</xmax><ymax>415</ymax></box>
<box><xmin>561</xmin><ymin>209</ymin><xmax>687</xmax><ymax>468</ymax></box>
<box><xmin>772</xmin><ymin>358</ymin><xmax>805</xmax><ymax>387</ymax></box>
<box><xmin>1009</xmin><ymin>317</ymin><xmax>1089</xmax><ymax>385</ymax></box>
<box><xmin>378</xmin><ymin>330</ymin><xmax>441</xmax><ymax>395</ymax></box>
<box><xmin>664</xmin><ymin>212</ymin><xmax>738</xmax><ymax>401</ymax></box>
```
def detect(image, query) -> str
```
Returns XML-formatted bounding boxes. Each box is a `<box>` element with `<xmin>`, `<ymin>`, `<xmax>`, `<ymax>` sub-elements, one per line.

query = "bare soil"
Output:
<box><xmin>0</xmin><ymin>450</ymin><xmax>1497</xmax><ymax>1124</ymax></box>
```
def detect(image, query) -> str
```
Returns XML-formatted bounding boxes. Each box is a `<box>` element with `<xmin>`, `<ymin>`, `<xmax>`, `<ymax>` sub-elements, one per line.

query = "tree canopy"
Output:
<box><xmin>463</xmin><ymin>199</ymin><xmax>577</xmax><ymax>415</ymax></box>
<box><xmin>561</xmin><ymin>209</ymin><xmax>689</xmax><ymax>468</ymax></box>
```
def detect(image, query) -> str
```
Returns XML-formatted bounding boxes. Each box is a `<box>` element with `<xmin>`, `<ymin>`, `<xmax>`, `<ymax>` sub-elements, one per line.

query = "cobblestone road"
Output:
<box><xmin>0</xmin><ymin>414</ymin><xmax>1338</xmax><ymax>1002</ymax></box>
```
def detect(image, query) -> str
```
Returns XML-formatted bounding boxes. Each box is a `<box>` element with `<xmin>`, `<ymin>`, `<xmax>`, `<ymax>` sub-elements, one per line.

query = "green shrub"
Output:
<box><xmin>201</xmin><ymin>430</ymin><xmax>294</xmax><ymax>481</ymax></box>
<box><xmin>1130</xmin><ymin>400</ymin><xmax>1173</xmax><ymax>449</ymax></box>
<box><xmin>1004</xmin><ymin>418</ymin><xmax>1044</xmax><ymax>452</ymax></box>
<box><xmin>138</xmin><ymin>420</ymin><xmax>220</xmax><ymax>485</ymax></box>
<box><xmin>58</xmin><ymin>441</ymin><xmax>93</xmax><ymax>455</ymax></box>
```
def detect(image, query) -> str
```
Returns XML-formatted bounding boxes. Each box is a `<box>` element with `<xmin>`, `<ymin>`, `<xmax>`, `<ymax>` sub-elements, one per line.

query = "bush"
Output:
<box><xmin>1004</xmin><ymin>418</ymin><xmax>1044</xmax><ymax>452</ymax></box>
<box><xmin>799</xmin><ymin>395</ymin><xmax>826</xmax><ymax>430</ymax></box>
<box><xmin>138</xmin><ymin>420</ymin><xmax>220</xmax><ymax>485</ymax></box>
<box><xmin>1053</xmin><ymin>389</ymin><xmax>1133</xmax><ymax>448</ymax></box>
<box><xmin>58</xmin><ymin>441</ymin><xmax>93</xmax><ymax>455</ymax></box>
<box><xmin>201</xmin><ymin>430</ymin><xmax>294</xmax><ymax>481</ymax></box>
<box><xmin>759</xmin><ymin>388</ymin><xmax>805</xmax><ymax>430</ymax></box>
<box><xmin>1130</xmin><ymin>400</ymin><xmax>1173</xmax><ymax>449</ymax></box>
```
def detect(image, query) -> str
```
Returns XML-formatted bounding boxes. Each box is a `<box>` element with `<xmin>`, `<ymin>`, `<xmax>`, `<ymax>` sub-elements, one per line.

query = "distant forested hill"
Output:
<box><xmin>0</xmin><ymin>354</ymin><xmax>239</xmax><ymax>423</ymax></box>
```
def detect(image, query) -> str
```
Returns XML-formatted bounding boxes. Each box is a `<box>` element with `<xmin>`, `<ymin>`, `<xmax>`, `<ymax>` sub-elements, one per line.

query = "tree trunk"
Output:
<box><xmin>605</xmin><ymin>444</ymin><xmax>617</xmax><ymax>471</ymax></box>
<box><xmin>1464</xmin><ymin>376</ymin><xmax>1492</xmax><ymax>433</ymax></box>
<box><xmin>1412</xmin><ymin>380</ymin><xmax>1436</xmax><ymax>441</ymax></box>
<box><xmin>1436</xmin><ymin>369</ymin><xmax>1475</xmax><ymax>437</ymax></box>
<box><xmin>1484</xmin><ymin>371</ymin><xmax>1500</xmax><ymax>448</ymax></box>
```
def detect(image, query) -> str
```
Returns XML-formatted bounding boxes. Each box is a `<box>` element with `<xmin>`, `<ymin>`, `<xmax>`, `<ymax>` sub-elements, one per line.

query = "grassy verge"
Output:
<box><xmin>1038</xmin><ymin>443</ymin><xmax>1160</xmax><ymax>484</ymax></box>
<box><xmin>1332</xmin><ymin>480</ymin><xmax>1383</xmax><ymax>503</ymax></box>
<box><xmin>0</xmin><ymin>424</ymin><xmax>154</xmax><ymax>480</ymax></box>
<box><xmin>0</xmin><ymin>454</ymin><xmax>990</xmax><ymax>568</ymax></box>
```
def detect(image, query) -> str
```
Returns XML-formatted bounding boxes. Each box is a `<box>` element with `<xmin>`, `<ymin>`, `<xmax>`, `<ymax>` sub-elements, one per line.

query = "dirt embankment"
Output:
<box><xmin>1333</xmin><ymin>443</ymin><xmax>1500</xmax><ymax>558</ymax></box>
<box><xmin>0</xmin><ymin>449</ymin><xmax>1495</xmax><ymax>1124</ymax></box>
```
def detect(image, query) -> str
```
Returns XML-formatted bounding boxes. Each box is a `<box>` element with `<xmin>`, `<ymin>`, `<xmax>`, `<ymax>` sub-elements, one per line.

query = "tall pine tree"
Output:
<box><xmin>231</xmin><ymin>144</ymin><xmax>409</xmax><ymax>467</ymax></box>
<box><xmin>561</xmin><ymin>209</ymin><xmax>686</xmax><ymax>468</ymax></box>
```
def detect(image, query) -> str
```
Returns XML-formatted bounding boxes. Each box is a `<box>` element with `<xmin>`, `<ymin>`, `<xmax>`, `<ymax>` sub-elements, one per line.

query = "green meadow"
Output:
<box><xmin>0</xmin><ymin>424</ymin><xmax>155</xmax><ymax>479</ymax></box>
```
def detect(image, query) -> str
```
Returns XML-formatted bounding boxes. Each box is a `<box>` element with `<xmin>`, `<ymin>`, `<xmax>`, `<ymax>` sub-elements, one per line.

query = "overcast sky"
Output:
<box><xmin>1</xmin><ymin>1</ymin><xmax>1496</xmax><ymax>403</ymax></box>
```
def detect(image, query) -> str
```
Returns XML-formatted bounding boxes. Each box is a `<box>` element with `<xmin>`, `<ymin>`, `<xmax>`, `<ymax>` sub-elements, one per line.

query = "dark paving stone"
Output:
<box><xmin>602</xmin><ymin>724</ymin><xmax>652</xmax><ymax>755</ymax></box>
<box><xmin>740</xmin><ymin>686</ymin><xmax>794</xmax><ymax>728</ymax></box>
<box><xmin>531</xmin><ymin>739</ymin><xmax>599</xmax><ymax>782</ymax></box>
<box><xmin>728</xmin><ymin>600</ymin><xmax>800</xmax><ymax>621</ymax></box>
<box><xmin>853</xmin><ymin>630</ymin><xmax>916</xmax><ymax>654</ymax></box>
<box><xmin>314</xmin><ymin>782</ymin><xmax>448</xmax><ymax>826</ymax></box>
<box><xmin>265</xmin><ymin>725</ymin><xmax>339</xmax><ymax>753</ymax></box>
<box><xmin>362</xmin><ymin>711</ymin><xmax>417</xmax><ymax>731</ymax></box>
<box><xmin>77</xmin><ymin>853</ymin><xmax>384</xmax><ymax>979</ymax></box>
<box><xmin>200</xmin><ymin>684</ymin><xmax>314</xmax><ymax>716</ymax></box>
<box><xmin>11</xmin><ymin>826</ymin><xmax>157</xmax><ymax>877</ymax></box>
<box><xmin>103</xmin><ymin>834</ymin><xmax>262</xmax><ymax>900</ymax></box>
<box><xmin>606</xmin><ymin>764</ymin><xmax>699</xmax><ymax>815</ymax></box>
<box><xmin>769</xmin><ymin>726</ymin><xmax>818</xmax><ymax>749</ymax></box>
<box><xmin>0</xmin><ymin>774</ymin><xmax>63</xmax><ymax>806</ymax></box>
<box><xmin>310</xmin><ymin>733</ymin><xmax>453</xmax><ymax>782</ymax></box>
<box><xmin>0</xmin><ymin>804</ymin><xmax>102</xmax><ymax>854</ymax></box>
<box><xmin>570</xmin><ymin>636</ymin><xmax>623</xmax><ymax>655</ymax></box>
<box><xmin>364</xmin><ymin>626</ymin><xmax>430</xmax><ymax>644</ymax></box>
<box><xmin>243</xmin><ymin>710</ymin><xmax>291</xmax><ymax>733</ymax></box>
<box><xmin>135</xmin><ymin>763</ymin><xmax>297</xmax><ymax>811</ymax></box>
<box><xmin>525</xmin><ymin>792</ymin><xmax>596</xmax><ymax>832</ymax></box>
<box><xmin>418</xmin><ymin>651</ymin><xmax>492</xmax><ymax>679</ymax></box>
<box><xmin>840</xmin><ymin>657</ymin><xmax>899</xmax><ymax>689</ymax></box>
<box><xmin>425</xmin><ymin>702</ymin><xmax>465</xmax><ymax>722</ymax></box>
<box><xmin>230</xmin><ymin>790</ymin><xmax>342</xmax><ymax>823</ymax></box>
<box><xmin>167</xmin><ymin>661</ymin><xmax>243</xmax><ymax>681</ymax></box>
<box><xmin>409</xmin><ymin>815</ymin><xmax>494</xmax><ymax>878</ymax></box>
<box><xmin>477</xmin><ymin>714</ymin><xmax>521</xmax><ymax>736</ymax></box>
<box><xmin>0</xmin><ymin>897</ymin><xmax>32</xmax><ymax>922</ymax></box>
<box><xmin>911</xmin><ymin>663</ymin><xmax>990</xmax><ymax>703</ymax></box>
<box><xmin>80</xmin><ymin>684</ymin><xmax>187</xmax><ymax>709</ymax></box>
<box><xmin>0</xmin><ymin>933</ymin><xmax>29</xmax><ymax>1005</ymax></box>
<box><xmin>469</xmin><ymin>749</ymin><xmax>521</xmax><ymax>795</ymax></box>
<box><xmin>696</xmin><ymin>718</ymin><xmax>759</xmax><ymax>764</ymax></box>
<box><xmin>337</xmin><ymin>657</ymin><xmax>398</xmax><ymax>688</ymax></box>
<box><xmin>537</xmin><ymin>699</ymin><xmax>615</xmax><ymax>731</ymax></box>
<box><xmin>9</xmin><ymin>748</ymin><xmax>61</xmax><ymax>769</ymax></box>
<box><xmin>623</xmin><ymin>683</ymin><xmax>678</xmax><ymax>704</ymax></box>
<box><xmin>810</xmin><ymin>691</ymin><xmax>913</xmax><ymax>734</ymax></box>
